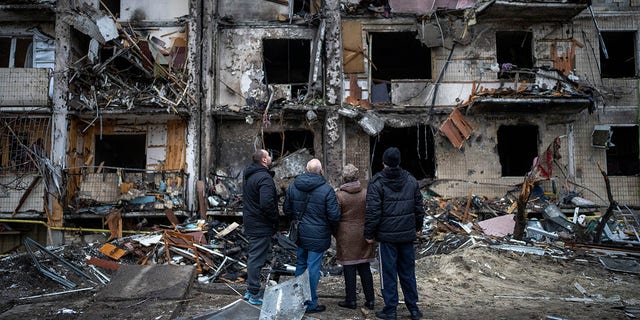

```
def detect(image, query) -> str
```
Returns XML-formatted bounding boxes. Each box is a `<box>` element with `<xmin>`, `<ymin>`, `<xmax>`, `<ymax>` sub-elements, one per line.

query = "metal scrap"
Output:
<box><xmin>24</xmin><ymin>237</ymin><xmax>93</xmax><ymax>288</ymax></box>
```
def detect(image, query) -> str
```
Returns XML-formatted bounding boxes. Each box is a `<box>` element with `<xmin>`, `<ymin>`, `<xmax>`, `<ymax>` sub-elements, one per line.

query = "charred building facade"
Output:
<box><xmin>0</xmin><ymin>0</ymin><xmax>638</xmax><ymax>249</ymax></box>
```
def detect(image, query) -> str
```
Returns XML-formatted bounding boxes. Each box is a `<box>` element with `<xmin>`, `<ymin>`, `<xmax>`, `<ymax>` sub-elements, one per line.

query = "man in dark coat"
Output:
<box><xmin>365</xmin><ymin>147</ymin><xmax>425</xmax><ymax>320</ymax></box>
<box><xmin>283</xmin><ymin>158</ymin><xmax>340</xmax><ymax>314</ymax></box>
<box><xmin>242</xmin><ymin>149</ymin><xmax>278</xmax><ymax>305</ymax></box>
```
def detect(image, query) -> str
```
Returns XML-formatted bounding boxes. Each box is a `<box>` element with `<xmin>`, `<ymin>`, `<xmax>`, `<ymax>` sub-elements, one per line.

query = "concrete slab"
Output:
<box><xmin>478</xmin><ymin>214</ymin><xmax>515</xmax><ymax>237</ymax></box>
<box><xmin>96</xmin><ymin>264</ymin><xmax>196</xmax><ymax>301</ymax></box>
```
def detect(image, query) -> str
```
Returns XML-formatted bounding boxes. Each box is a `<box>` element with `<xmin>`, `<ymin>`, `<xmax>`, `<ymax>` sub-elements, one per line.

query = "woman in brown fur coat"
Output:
<box><xmin>335</xmin><ymin>164</ymin><xmax>375</xmax><ymax>310</ymax></box>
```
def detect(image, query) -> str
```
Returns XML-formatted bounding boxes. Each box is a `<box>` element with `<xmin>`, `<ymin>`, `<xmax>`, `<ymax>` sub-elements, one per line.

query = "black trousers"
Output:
<box><xmin>343</xmin><ymin>262</ymin><xmax>375</xmax><ymax>303</ymax></box>
<box><xmin>246</xmin><ymin>235</ymin><xmax>272</xmax><ymax>295</ymax></box>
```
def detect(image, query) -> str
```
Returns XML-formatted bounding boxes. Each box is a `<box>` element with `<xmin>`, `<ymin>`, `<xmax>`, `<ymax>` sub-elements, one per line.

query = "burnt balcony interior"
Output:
<box><xmin>95</xmin><ymin>134</ymin><xmax>146</xmax><ymax>169</ymax></box>
<box><xmin>370</xmin><ymin>125</ymin><xmax>435</xmax><ymax>180</ymax></box>
<box><xmin>263</xmin><ymin>129</ymin><xmax>314</xmax><ymax>161</ymax></box>
<box><xmin>369</xmin><ymin>31</ymin><xmax>431</xmax><ymax>104</ymax></box>
<box><xmin>66</xmin><ymin>4</ymin><xmax>191</xmax><ymax>112</ymax></box>
<box><xmin>496</xmin><ymin>31</ymin><xmax>534</xmax><ymax>80</ymax></box>
<box><xmin>606</xmin><ymin>125</ymin><xmax>640</xmax><ymax>176</ymax></box>
<box><xmin>497</xmin><ymin>124</ymin><xmax>539</xmax><ymax>177</ymax></box>
<box><xmin>600</xmin><ymin>31</ymin><xmax>637</xmax><ymax>79</ymax></box>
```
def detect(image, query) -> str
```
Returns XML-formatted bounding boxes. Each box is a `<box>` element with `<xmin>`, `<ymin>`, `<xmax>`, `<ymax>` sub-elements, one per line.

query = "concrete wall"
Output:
<box><xmin>217</xmin><ymin>0</ymin><xmax>288</xmax><ymax>22</ymax></box>
<box><xmin>120</xmin><ymin>0</ymin><xmax>189</xmax><ymax>21</ymax></box>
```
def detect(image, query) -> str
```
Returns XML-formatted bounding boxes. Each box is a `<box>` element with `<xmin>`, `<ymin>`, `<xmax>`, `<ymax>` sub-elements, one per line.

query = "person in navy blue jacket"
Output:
<box><xmin>365</xmin><ymin>147</ymin><xmax>425</xmax><ymax>320</ymax></box>
<box><xmin>283</xmin><ymin>158</ymin><xmax>340</xmax><ymax>314</ymax></box>
<box><xmin>242</xmin><ymin>149</ymin><xmax>278</xmax><ymax>305</ymax></box>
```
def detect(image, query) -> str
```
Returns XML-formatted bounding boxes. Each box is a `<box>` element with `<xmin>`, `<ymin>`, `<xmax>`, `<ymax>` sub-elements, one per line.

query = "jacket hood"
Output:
<box><xmin>381</xmin><ymin>167</ymin><xmax>408</xmax><ymax>192</ymax></box>
<box><xmin>339</xmin><ymin>180</ymin><xmax>362</xmax><ymax>194</ymax></box>
<box><xmin>243</xmin><ymin>162</ymin><xmax>273</xmax><ymax>180</ymax></box>
<box><xmin>293</xmin><ymin>172</ymin><xmax>326</xmax><ymax>192</ymax></box>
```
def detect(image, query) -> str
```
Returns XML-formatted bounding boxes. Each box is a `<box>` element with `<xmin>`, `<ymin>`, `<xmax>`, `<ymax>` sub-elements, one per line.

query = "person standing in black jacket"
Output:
<box><xmin>365</xmin><ymin>147</ymin><xmax>425</xmax><ymax>320</ymax></box>
<box><xmin>242</xmin><ymin>149</ymin><xmax>278</xmax><ymax>305</ymax></box>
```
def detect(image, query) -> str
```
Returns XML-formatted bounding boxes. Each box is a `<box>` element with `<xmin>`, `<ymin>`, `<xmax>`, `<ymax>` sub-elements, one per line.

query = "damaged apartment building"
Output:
<box><xmin>0</xmin><ymin>0</ymin><xmax>638</xmax><ymax>248</ymax></box>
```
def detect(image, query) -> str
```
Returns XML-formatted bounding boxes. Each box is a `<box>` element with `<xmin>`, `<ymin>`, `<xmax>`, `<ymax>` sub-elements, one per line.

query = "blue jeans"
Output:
<box><xmin>378</xmin><ymin>242</ymin><xmax>419</xmax><ymax>314</ymax></box>
<box><xmin>295</xmin><ymin>247</ymin><xmax>324</xmax><ymax>309</ymax></box>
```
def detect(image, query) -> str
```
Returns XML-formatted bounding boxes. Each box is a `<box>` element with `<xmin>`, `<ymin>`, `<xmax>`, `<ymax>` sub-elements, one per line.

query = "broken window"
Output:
<box><xmin>0</xmin><ymin>36</ymin><xmax>33</xmax><ymax>68</ymax></box>
<box><xmin>497</xmin><ymin>125</ymin><xmax>538</xmax><ymax>177</ymax></box>
<box><xmin>293</xmin><ymin>0</ymin><xmax>321</xmax><ymax>15</ymax></box>
<box><xmin>370</xmin><ymin>125</ymin><xmax>435</xmax><ymax>180</ymax></box>
<box><xmin>263</xmin><ymin>130</ymin><xmax>314</xmax><ymax>161</ymax></box>
<box><xmin>369</xmin><ymin>32</ymin><xmax>431</xmax><ymax>103</ymax></box>
<box><xmin>496</xmin><ymin>31</ymin><xmax>533</xmax><ymax>79</ymax></box>
<box><xmin>600</xmin><ymin>31</ymin><xmax>637</xmax><ymax>78</ymax></box>
<box><xmin>263</xmin><ymin>39</ymin><xmax>311</xmax><ymax>85</ymax></box>
<box><xmin>0</xmin><ymin>117</ymin><xmax>50</xmax><ymax>172</ymax></box>
<box><xmin>95</xmin><ymin>135</ymin><xmax>147</xmax><ymax>169</ymax></box>
<box><xmin>100</xmin><ymin>0</ymin><xmax>121</xmax><ymax>18</ymax></box>
<box><xmin>369</xmin><ymin>32</ymin><xmax>431</xmax><ymax>81</ymax></box>
<box><xmin>606</xmin><ymin>126</ymin><xmax>639</xmax><ymax>176</ymax></box>
<box><xmin>70</xmin><ymin>28</ymin><xmax>92</xmax><ymax>65</ymax></box>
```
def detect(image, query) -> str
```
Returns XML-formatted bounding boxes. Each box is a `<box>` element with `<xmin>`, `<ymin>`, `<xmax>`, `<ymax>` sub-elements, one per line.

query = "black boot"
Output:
<box><xmin>410</xmin><ymin>309</ymin><xmax>423</xmax><ymax>320</ymax></box>
<box><xmin>364</xmin><ymin>300</ymin><xmax>375</xmax><ymax>310</ymax></box>
<box><xmin>375</xmin><ymin>311</ymin><xmax>397</xmax><ymax>320</ymax></box>
<box><xmin>338</xmin><ymin>301</ymin><xmax>357</xmax><ymax>309</ymax></box>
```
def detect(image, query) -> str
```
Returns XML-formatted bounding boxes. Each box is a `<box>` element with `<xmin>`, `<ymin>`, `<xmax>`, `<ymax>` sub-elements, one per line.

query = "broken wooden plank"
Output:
<box><xmin>86</xmin><ymin>256</ymin><xmax>121</xmax><ymax>270</ymax></box>
<box><xmin>215</xmin><ymin>222</ymin><xmax>240</xmax><ymax>239</ymax></box>
<box><xmin>196</xmin><ymin>180</ymin><xmax>207</xmax><ymax>219</ymax></box>
<box><xmin>99</xmin><ymin>243</ymin><xmax>127</xmax><ymax>260</ymax></box>
<box><xmin>439</xmin><ymin>118</ymin><xmax>464</xmax><ymax>149</ymax></box>
<box><xmin>165</xmin><ymin>208</ymin><xmax>180</xmax><ymax>226</ymax></box>
<box><xmin>450</xmin><ymin>108</ymin><xmax>473</xmax><ymax>139</ymax></box>
<box><xmin>12</xmin><ymin>176</ymin><xmax>42</xmax><ymax>215</ymax></box>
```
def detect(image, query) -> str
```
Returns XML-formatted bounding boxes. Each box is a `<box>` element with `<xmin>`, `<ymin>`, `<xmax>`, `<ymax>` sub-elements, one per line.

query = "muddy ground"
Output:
<box><xmin>1</xmin><ymin>242</ymin><xmax>639</xmax><ymax>320</ymax></box>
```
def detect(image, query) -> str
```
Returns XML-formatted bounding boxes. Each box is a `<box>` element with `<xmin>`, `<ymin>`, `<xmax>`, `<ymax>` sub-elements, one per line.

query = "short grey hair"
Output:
<box><xmin>342</xmin><ymin>164</ymin><xmax>359</xmax><ymax>183</ymax></box>
<box><xmin>306</xmin><ymin>158</ymin><xmax>322</xmax><ymax>174</ymax></box>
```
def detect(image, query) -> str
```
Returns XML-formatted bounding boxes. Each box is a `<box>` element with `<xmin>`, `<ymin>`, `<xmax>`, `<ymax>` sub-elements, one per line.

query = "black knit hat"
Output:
<box><xmin>382</xmin><ymin>147</ymin><xmax>400</xmax><ymax>167</ymax></box>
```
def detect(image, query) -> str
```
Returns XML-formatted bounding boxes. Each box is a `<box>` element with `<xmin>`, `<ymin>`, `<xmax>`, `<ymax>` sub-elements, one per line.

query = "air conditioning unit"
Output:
<box><xmin>592</xmin><ymin>125</ymin><xmax>612</xmax><ymax>149</ymax></box>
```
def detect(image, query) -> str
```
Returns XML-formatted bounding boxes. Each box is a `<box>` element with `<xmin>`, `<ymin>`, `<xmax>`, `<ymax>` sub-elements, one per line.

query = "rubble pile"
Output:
<box><xmin>1</xmin><ymin>185</ymin><xmax>639</xmax><ymax>312</ymax></box>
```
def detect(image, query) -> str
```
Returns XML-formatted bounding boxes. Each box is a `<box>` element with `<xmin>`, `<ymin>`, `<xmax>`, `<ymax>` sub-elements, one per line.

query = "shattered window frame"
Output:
<box><xmin>606</xmin><ymin>125</ymin><xmax>640</xmax><ymax>176</ymax></box>
<box><xmin>0</xmin><ymin>36</ymin><xmax>33</xmax><ymax>68</ymax></box>
<box><xmin>599</xmin><ymin>31</ymin><xmax>638</xmax><ymax>79</ymax></box>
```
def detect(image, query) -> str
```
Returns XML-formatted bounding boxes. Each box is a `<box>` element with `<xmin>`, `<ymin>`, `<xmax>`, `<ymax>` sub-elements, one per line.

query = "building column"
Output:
<box><xmin>49</xmin><ymin>1</ymin><xmax>72</xmax><ymax>245</ymax></box>
<box><xmin>321</xmin><ymin>0</ymin><xmax>345</xmax><ymax>185</ymax></box>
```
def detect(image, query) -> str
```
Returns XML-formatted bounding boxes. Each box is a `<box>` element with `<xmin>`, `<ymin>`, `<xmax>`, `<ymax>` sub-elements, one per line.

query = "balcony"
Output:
<box><xmin>0</xmin><ymin>68</ymin><xmax>50</xmax><ymax>107</ymax></box>
<box><xmin>476</xmin><ymin>0</ymin><xmax>590</xmax><ymax>22</ymax></box>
